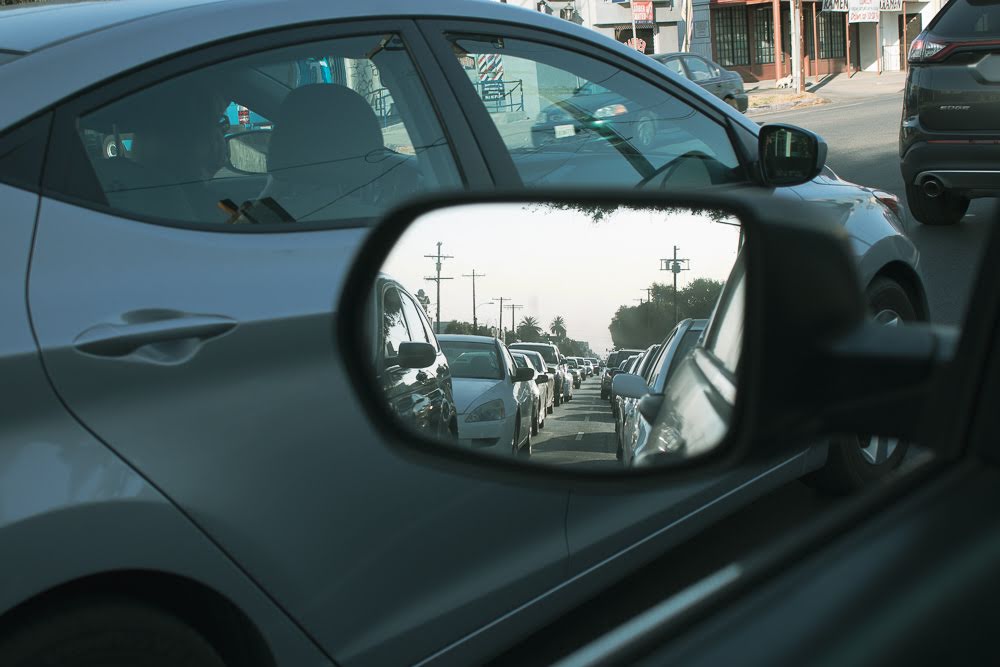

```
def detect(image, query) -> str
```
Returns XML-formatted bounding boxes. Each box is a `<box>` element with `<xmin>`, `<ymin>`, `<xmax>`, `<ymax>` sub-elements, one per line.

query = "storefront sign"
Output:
<box><xmin>879</xmin><ymin>0</ymin><xmax>902</xmax><ymax>10</ymax></box>
<box><xmin>626</xmin><ymin>37</ymin><xmax>647</xmax><ymax>51</ymax></box>
<box><xmin>849</xmin><ymin>0</ymin><xmax>879</xmax><ymax>22</ymax></box>
<box><xmin>632</xmin><ymin>0</ymin><xmax>655</xmax><ymax>25</ymax></box>
<box><xmin>822</xmin><ymin>0</ymin><xmax>849</xmax><ymax>11</ymax></box>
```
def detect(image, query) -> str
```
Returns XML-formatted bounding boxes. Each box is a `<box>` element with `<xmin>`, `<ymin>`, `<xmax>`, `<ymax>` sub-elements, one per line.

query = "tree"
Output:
<box><xmin>608</xmin><ymin>278</ymin><xmax>724</xmax><ymax>349</ymax></box>
<box><xmin>516</xmin><ymin>316</ymin><xmax>544</xmax><ymax>342</ymax></box>
<box><xmin>443</xmin><ymin>320</ymin><xmax>491</xmax><ymax>336</ymax></box>
<box><xmin>550</xmin><ymin>316</ymin><xmax>567</xmax><ymax>341</ymax></box>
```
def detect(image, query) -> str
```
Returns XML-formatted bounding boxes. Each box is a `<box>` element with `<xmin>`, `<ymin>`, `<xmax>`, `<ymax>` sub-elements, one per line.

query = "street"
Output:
<box><xmin>756</xmin><ymin>88</ymin><xmax>997</xmax><ymax>326</ymax></box>
<box><xmin>533</xmin><ymin>379</ymin><xmax>617</xmax><ymax>466</ymax></box>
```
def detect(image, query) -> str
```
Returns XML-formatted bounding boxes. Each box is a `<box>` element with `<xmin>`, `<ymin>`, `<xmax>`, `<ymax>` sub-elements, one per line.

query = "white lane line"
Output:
<box><xmin>575</xmin><ymin>432</ymin><xmax>584</xmax><ymax>441</ymax></box>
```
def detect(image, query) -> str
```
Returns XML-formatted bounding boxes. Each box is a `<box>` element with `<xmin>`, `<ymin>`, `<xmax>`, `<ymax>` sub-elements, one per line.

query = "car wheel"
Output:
<box><xmin>905</xmin><ymin>183</ymin><xmax>970</xmax><ymax>226</ymax></box>
<box><xmin>601</xmin><ymin>389</ymin><xmax>609</xmax><ymax>400</ymax></box>
<box><xmin>0</xmin><ymin>597</ymin><xmax>225</xmax><ymax>667</ymax></box>
<box><xmin>806</xmin><ymin>277</ymin><xmax>915</xmax><ymax>494</ymax></box>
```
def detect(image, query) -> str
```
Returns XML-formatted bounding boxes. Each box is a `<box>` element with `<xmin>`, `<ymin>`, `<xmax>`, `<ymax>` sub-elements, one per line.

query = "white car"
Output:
<box><xmin>439</xmin><ymin>335</ymin><xmax>535</xmax><ymax>457</ymax></box>
<box><xmin>512</xmin><ymin>352</ymin><xmax>545</xmax><ymax>436</ymax></box>
<box><xmin>514</xmin><ymin>349</ymin><xmax>555</xmax><ymax>420</ymax></box>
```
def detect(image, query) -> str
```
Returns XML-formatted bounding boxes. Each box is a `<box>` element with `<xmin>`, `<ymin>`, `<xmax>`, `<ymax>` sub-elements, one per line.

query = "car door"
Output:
<box><xmin>682</xmin><ymin>55</ymin><xmax>724</xmax><ymax>99</ymax></box>
<box><xmin>420</xmin><ymin>20</ymin><xmax>748</xmax><ymax>191</ymax></box>
<box><xmin>25</xmin><ymin>21</ymin><xmax>570</xmax><ymax>667</ymax></box>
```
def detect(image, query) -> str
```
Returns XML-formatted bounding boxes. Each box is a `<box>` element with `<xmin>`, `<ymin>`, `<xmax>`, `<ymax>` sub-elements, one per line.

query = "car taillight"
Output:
<box><xmin>908</xmin><ymin>32</ymin><xmax>949</xmax><ymax>63</ymax></box>
<box><xmin>873</xmin><ymin>190</ymin><xmax>902</xmax><ymax>219</ymax></box>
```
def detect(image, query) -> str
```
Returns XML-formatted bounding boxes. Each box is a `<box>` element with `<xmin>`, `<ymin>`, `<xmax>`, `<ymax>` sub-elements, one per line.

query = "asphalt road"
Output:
<box><xmin>756</xmin><ymin>94</ymin><xmax>997</xmax><ymax>326</ymax></box>
<box><xmin>532</xmin><ymin>375</ymin><xmax>617</xmax><ymax>467</ymax></box>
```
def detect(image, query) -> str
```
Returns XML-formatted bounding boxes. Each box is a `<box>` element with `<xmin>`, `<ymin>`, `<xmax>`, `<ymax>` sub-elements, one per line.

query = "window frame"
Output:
<box><xmin>41</xmin><ymin>19</ymin><xmax>485</xmax><ymax>234</ymax></box>
<box><xmin>419</xmin><ymin>19</ymin><xmax>750</xmax><ymax>187</ymax></box>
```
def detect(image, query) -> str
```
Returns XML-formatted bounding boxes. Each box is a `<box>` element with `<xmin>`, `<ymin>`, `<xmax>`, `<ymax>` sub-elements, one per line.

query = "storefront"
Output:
<box><xmin>584</xmin><ymin>0</ymin><xmax>684</xmax><ymax>55</ymax></box>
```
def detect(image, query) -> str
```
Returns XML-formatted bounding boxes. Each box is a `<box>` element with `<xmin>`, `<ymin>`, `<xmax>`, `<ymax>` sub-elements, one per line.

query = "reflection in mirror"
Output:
<box><xmin>371</xmin><ymin>202</ymin><xmax>744</xmax><ymax>471</ymax></box>
<box><xmin>226</xmin><ymin>130</ymin><xmax>271</xmax><ymax>174</ymax></box>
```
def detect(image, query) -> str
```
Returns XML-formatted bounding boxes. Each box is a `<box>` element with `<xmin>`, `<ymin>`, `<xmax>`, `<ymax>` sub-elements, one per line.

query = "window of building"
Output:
<box><xmin>753</xmin><ymin>7</ymin><xmax>775</xmax><ymax>64</ymax></box>
<box><xmin>818</xmin><ymin>11</ymin><xmax>846</xmax><ymax>59</ymax></box>
<box><xmin>712</xmin><ymin>7</ymin><xmax>750</xmax><ymax>67</ymax></box>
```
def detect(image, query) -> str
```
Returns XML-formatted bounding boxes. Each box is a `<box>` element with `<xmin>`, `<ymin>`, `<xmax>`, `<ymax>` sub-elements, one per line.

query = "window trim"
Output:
<box><xmin>420</xmin><ymin>18</ymin><xmax>750</xmax><ymax>188</ymax></box>
<box><xmin>40</xmin><ymin>19</ymin><xmax>474</xmax><ymax>234</ymax></box>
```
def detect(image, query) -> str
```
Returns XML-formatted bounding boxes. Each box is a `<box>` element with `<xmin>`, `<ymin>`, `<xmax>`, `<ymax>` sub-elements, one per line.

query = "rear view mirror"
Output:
<box><xmin>536</xmin><ymin>373</ymin><xmax>550</xmax><ymax>384</ymax></box>
<box><xmin>396</xmin><ymin>342</ymin><xmax>436</xmax><ymax>369</ymax></box>
<box><xmin>514</xmin><ymin>366</ymin><xmax>536</xmax><ymax>382</ymax></box>
<box><xmin>758</xmin><ymin>124</ymin><xmax>827</xmax><ymax>186</ymax></box>
<box><xmin>612</xmin><ymin>373</ymin><xmax>648</xmax><ymax>400</ymax></box>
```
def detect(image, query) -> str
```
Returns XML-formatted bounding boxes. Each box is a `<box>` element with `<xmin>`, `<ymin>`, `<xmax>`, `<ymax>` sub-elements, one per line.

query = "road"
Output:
<box><xmin>756</xmin><ymin>93</ymin><xmax>997</xmax><ymax>326</ymax></box>
<box><xmin>532</xmin><ymin>375</ymin><xmax>617</xmax><ymax>466</ymax></box>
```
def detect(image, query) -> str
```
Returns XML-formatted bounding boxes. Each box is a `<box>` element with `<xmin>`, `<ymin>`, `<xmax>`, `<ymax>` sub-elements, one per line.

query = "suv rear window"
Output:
<box><xmin>510</xmin><ymin>343</ymin><xmax>558</xmax><ymax>364</ymax></box>
<box><xmin>931</xmin><ymin>0</ymin><xmax>1000</xmax><ymax>38</ymax></box>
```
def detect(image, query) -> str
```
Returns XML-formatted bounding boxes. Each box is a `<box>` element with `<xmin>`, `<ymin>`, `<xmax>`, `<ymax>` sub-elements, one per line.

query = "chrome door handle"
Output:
<box><xmin>74</xmin><ymin>312</ymin><xmax>237</xmax><ymax>357</ymax></box>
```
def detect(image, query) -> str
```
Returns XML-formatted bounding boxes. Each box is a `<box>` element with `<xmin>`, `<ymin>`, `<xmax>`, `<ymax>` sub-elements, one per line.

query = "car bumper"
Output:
<box><xmin>901</xmin><ymin>140</ymin><xmax>1000</xmax><ymax>197</ymax></box>
<box><xmin>456</xmin><ymin>415</ymin><xmax>514</xmax><ymax>450</ymax></box>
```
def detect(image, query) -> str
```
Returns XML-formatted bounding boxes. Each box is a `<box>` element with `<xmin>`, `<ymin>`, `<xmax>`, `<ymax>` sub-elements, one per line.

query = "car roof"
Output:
<box><xmin>0</xmin><ymin>0</ymin><xmax>760</xmax><ymax>134</ymax></box>
<box><xmin>438</xmin><ymin>334</ymin><xmax>499</xmax><ymax>344</ymax></box>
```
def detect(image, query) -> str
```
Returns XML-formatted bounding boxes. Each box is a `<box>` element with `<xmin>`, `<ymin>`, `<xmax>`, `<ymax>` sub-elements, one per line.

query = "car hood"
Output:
<box><xmin>452</xmin><ymin>378</ymin><xmax>506</xmax><ymax>414</ymax></box>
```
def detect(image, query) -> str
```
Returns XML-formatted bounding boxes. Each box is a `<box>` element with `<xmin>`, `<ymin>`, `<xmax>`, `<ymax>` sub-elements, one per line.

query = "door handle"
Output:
<box><xmin>74</xmin><ymin>312</ymin><xmax>237</xmax><ymax>357</ymax></box>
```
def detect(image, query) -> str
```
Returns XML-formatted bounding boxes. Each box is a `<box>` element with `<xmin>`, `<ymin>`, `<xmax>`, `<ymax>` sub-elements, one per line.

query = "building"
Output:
<box><xmin>688</xmin><ymin>0</ymin><xmax>945</xmax><ymax>81</ymax></box>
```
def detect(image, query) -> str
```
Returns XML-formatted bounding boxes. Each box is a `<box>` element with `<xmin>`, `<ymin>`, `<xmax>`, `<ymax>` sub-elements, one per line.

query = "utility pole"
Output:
<box><xmin>641</xmin><ymin>287</ymin><xmax>654</xmax><ymax>302</ymax></box>
<box><xmin>505</xmin><ymin>303</ymin><xmax>524</xmax><ymax>341</ymax></box>
<box><xmin>462</xmin><ymin>269</ymin><xmax>485</xmax><ymax>333</ymax></box>
<box><xmin>424</xmin><ymin>242</ymin><xmax>453</xmax><ymax>333</ymax></box>
<box><xmin>660</xmin><ymin>246</ymin><xmax>691</xmax><ymax>328</ymax></box>
<box><xmin>495</xmin><ymin>296</ymin><xmax>510</xmax><ymax>341</ymax></box>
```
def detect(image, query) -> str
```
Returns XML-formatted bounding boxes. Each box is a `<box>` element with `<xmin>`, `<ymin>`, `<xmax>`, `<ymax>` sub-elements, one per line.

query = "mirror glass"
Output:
<box><xmin>226</xmin><ymin>130</ymin><xmax>271</xmax><ymax>174</ymax></box>
<box><xmin>760</xmin><ymin>126</ymin><xmax>819</xmax><ymax>185</ymax></box>
<box><xmin>369</xmin><ymin>201</ymin><xmax>745</xmax><ymax>470</ymax></box>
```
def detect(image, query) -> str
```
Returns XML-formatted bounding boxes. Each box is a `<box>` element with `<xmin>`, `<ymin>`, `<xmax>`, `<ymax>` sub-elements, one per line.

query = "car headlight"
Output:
<box><xmin>466</xmin><ymin>399</ymin><xmax>505</xmax><ymax>423</ymax></box>
<box><xmin>594</xmin><ymin>103</ymin><xmax>628</xmax><ymax>119</ymax></box>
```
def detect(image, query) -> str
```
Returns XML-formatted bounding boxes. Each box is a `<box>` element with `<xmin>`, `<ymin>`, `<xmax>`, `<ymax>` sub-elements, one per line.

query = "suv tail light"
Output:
<box><xmin>909</xmin><ymin>32</ymin><xmax>950</xmax><ymax>62</ymax></box>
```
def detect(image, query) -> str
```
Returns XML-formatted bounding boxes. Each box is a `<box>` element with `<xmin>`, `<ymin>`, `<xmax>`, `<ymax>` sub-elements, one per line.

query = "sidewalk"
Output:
<box><xmin>744</xmin><ymin>70</ymin><xmax>906</xmax><ymax>115</ymax></box>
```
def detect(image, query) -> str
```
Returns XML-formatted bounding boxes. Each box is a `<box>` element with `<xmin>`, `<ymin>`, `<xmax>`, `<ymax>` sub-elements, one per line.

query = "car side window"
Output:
<box><xmin>683</xmin><ymin>56</ymin><xmax>718</xmax><ymax>82</ymax></box>
<box><xmin>500</xmin><ymin>344</ymin><xmax>517</xmax><ymax>377</ymax></box>
<box><xmin>57</xmin><ymin>33</ymin><xmax>460</xmax><ymax>227</ymax></box>
<box><xmin>382</xmin><ymin>287</ymin><xmax>412</xmax><ymax>363</ymax></box>
<box><xmin>703</xmin><ymin>260</ymin><xmax>745</xmax><ymax>375</ymax></box>
<box><xmin>446</xmin><ymin>33</ymin><xmax>741</xmax><ymax>189</ymax></box>
<box><xmin>661</xmin><ymin>58</ymin><xmax>686</xmax><ymax>78</ymax></box>
<box><xmin>399</xmin><ymin>291</ymin><xmax>431</xmax><ymax>345</ymax></box>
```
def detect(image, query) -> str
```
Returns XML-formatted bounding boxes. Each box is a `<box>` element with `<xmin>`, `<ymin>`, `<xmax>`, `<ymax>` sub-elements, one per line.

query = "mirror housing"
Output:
<box><xmin>536</xmin><ymin>373</ymin><xmax>550</xmax><ymax>384</ymax></box>
<box><xmin>514</xmin><ymin>366</ymin><xmax>536</xmax><ymax>382</ymax></box>
<box><xmin>758</xmin><ymin>124</ymin><xmax>828</xmax><ymax>187</ymax></box>
<box><xmin>612</xmin><ymin>373</ymin><xmax>648</xmax><ymax>400</ymax></box>
<box><xmin>395</xmin><ymin>342</ymin><xmax>436</xmax><ymax>370</ymax></box>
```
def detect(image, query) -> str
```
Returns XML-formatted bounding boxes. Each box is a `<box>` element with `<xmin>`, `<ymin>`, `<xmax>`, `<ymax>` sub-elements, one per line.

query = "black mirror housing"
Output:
<box><xmin>758</xmin><ymin>123</ymin><xmax>828</xmax><ymax>187</ymax></box>
<box><xmin>536</xmin><ymin>373</ymin><xmax>550</xmax><ymax>384</ymax></box>
<box><xmin>514</xmin><ymin>366</ymin><xmax>536</xmax><ymax>382</ymax></box>
<box><xmin>396</xmin><ymin>342</ymin><xmax>436</xmax><ymax>369</ymax></box>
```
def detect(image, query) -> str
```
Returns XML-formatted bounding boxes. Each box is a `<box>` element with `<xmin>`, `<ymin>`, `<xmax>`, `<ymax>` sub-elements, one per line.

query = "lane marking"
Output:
<box><xmin>575</xmin><ymin>432</ymin><xmax>584</xmax><ymax>441</ymax></box>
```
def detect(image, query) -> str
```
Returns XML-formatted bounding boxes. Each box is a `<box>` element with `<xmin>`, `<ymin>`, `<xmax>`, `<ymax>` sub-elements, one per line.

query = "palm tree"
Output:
<box><xmin>517</xmin><ymin>316</ymin><xmax>543</xmax><ymax>342</ymax></box>
<box><xmin>550</xmin><ymin>316</ymin><xmax>567</xmax><ymax>341</ymax></box>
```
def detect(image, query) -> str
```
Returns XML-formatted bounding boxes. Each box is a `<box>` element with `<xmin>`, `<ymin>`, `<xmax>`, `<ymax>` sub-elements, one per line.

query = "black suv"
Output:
<box><xmin>900</xmin><ymin>0</ymin><xmax>1000</xmax><ymax>225</ymax></box>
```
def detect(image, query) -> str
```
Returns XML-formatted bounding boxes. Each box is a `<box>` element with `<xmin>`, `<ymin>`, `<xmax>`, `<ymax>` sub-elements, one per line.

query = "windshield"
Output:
<box><xmin>510</xmin><ymin>343</ymin><xmax>558</xmax><ymax>364</ymax></box>
<box><xmin>441</xmin><ymin>341</ymin><xmax>503</xmax><ymax>380</ymax></box>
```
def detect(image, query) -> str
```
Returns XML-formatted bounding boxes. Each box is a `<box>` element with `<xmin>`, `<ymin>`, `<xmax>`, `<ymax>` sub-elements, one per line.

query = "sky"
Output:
<box><xmin>381</xmin><ymin>202</ymin><xmax>742</xmax><ymax>355</ymax></box>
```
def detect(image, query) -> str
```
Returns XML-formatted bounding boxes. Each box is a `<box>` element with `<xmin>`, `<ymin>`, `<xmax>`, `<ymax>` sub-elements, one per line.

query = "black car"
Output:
<box><xmin>651</xmin><ymin>52</ymin><xmax>748</xmax><ymax>112</ymax></box>
<box><xmin>900</xmin><ymin>0</ymin><xmax>1000</xmax><ymax>225</ymax></box>
<box><xmin>374</xmin><ymin>275</ymin><xmax>457</xmax><ymax>441</ymax></box>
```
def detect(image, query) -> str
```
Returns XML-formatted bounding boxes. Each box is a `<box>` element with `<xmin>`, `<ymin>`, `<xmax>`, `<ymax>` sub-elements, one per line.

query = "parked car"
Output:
<box><xmin>603</xmin><ymin>348</ymin><xmax>644</xmax><ymax>399</ymax></box>
<box><xmin>438</xmin><ymin>335</ymin><xmax>535</xmax><ymax>456</ymax></box>
<box><xmin>512</xmin><ymin>351</ymin><xmax>545</xmax><ymax>435</ymax></box>
<box><xmin>509</xmin><ymin>341</ymin><xmax>568</xmax><ymax>407</ymax></box>
<box><xmin>515</xmin><ymin>348</ymin><xmax>555</xmax><ymax>418</ymax></box>
<box><xmin>614</xmin><ymin>319</ymin><xmax>708</xmax><ymax>466</ymax></box>
<box><xmin>900</xmin><ymin>0</ymin><xmax>1000</xmax><ymax>225</ymax></box>
<box><xmin>651</xmin><ymin>52</ymin><xmax>748</xmax><ymax>112</ymax></box>
<box><xmin>0</xmin><ymin>0</ymin><xmax>928</xmax><ymax>663</ymax></box>
<box><xmin>374</xmin><ymin>274</ymin><xmax>457</xmax><ymax>442</ymax></box>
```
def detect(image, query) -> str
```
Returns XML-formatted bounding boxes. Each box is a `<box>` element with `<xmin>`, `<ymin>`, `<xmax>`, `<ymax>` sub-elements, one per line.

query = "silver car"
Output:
<box><xmin>0</xmin><ymin>0</ymin><xmax>926</xmax><ymax>664</ymax></box>
<box><xmin>514</xmin><ymin>348</ymin><xmax>555</xmax><ymax>420</ymax></box>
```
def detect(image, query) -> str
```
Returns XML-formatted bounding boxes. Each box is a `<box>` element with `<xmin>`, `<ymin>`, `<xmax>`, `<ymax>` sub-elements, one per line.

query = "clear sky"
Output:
<box><xmin>381</xmin><ymin>202</ymin><xmax>742</xmax><ymax>355</ymax></box>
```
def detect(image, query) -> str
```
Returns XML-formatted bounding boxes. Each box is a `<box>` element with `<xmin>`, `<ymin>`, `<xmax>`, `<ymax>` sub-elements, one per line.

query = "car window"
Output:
<box><xmin>931</xmin><ymin>0</ymin><xmax>1000</xmax><ymax>37</ymax></box>
<box><xmin>644</xmin><ymin>331</ymin><xmax>676</xmax><ymax>384</ymax></box>
<box><xmin>513</xmin><ymin>354</ymin><xmax>528</xmax><ymax>368</ymax></box>
<box><xmin>511</xmin><ymin>343</ymin><xmax>558</xmax><ymax>364</ymax></box>
<box><xmin>703</xmin><ymin>260</ymin><xmax>745</xmax><ymax>375</ymax></box>
<box><xmin>400</xmin><ymin>290</ymin><xmax>431</xmax><ymax>344</ymax></box>
<box><xmin>658</xmin><ymin>57</ymin><xmax>686</xmax><ymax>78</ymax></box>
<box><xmin>446</xmin><ymin>34</ymin><xmax>741</xmax><ymax>190</ymax></box>
<box><xmin>381</xmin><ymin>286</ymin><xmax>412</xmax><ymax>362</ymax></box>
<box><xmin>683</xmin><ymin>56</ymin><xmax>718</xmax><ymax>82</ymax></box>
<box><xmin>501</xmin><ymin>344</ymin><xmax>518</xmax><ymax>376</ymax></box>
<box><xmin>441</xmin><ymin>340</ymin><xmax>504</xmax><ymax>379</ymax></box>
<box><xmin>62</xmin><ymin>33</ymin><xmax>460</xmax><ymax>227</ymax></box>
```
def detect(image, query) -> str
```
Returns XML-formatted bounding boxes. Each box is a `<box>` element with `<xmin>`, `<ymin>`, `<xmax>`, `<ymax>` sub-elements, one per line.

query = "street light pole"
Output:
<box><xmin>424</xmin><ymin>242</ymin><xmax>453</xmax><ymax>333</ymax></box>
<box><xmin>660</xmin><ymin>246</ymin><xmax>691</xmax><ymax>328</ymax></box>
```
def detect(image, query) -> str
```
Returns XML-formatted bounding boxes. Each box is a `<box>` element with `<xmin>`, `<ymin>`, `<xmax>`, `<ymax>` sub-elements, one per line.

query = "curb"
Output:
<box><xmin>746</xmin><ymin>97</ymin><xmax>830</xmax><ymax>116</ymax></box>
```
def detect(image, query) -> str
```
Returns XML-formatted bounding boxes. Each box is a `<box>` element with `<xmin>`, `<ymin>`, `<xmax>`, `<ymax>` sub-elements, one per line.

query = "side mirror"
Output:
<box><xmin>758</xmin><ymin>124</ymin><xmax>828</xmax><ymax>187</ymax></box>
<box><xmin>536</xmin><ymin>373</ymin><xmax>550</xmax><ymax>384</ymax></box>
<box><xmin>612</xmin><ymin>373</ymin><xmax>648</xmax><ymax>400</ymax></box>
<box><xmin>225</xmin><ymin>129</ymin><xmax>271</xmax><ymax>174</ymax></box>
<box><xmin>395</xmin><ymin>342</ymin><xmax>436</xmax><ymax>369</ymax></box>
<box><xmin>514</xmin><ymin>366</ymin><xmax>536</xmax><ymax>382</ymax></box>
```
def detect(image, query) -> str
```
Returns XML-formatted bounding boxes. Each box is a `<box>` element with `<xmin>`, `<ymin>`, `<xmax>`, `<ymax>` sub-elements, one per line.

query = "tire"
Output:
<box><xmin>601</xmin><ymin>389</ymin><xmax>609</xmax><ymax>400</ymax></box>
<box><xmin>0</xmin><ymin>597</ymin><xmax>225</xmax><ymax>667</ymax></box>
<box><xmin>905</xmin><ymin>183</ymin><xmax>969</xmax><ymax>226</ymax></box>
<box><xmin>806</xmin><ymin>277</ymin><xmax>915</xmax><ymax>494</ymax></box>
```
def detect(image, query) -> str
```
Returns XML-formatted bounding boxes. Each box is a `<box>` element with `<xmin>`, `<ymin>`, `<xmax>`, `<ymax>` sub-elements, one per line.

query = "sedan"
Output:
<box><xmin>512</xmin><ymin>351</ymin><xmax>546</xmax><ymax>435</ymax></box>
<box><xmin>514</xmin><ymin>348</ymin><xmax>555</xmax><ymax>417</ymax></box>
<box><xmin>438</xmin><ymin>335</ymin><xmax>535</xmax><ymax>457</ymax></box>
<box><xmin>651</xmin><ymin>52</ymin><xmax>748</xmax><ymax>112</ymax></box>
